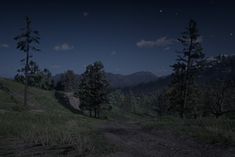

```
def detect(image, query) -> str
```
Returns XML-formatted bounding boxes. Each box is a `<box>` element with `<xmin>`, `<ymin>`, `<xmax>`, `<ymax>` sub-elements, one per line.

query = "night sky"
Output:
<box><xmin>0</xmin><ymin>0</ymin><xmax>234</xmax><ymax>77</ymax></box>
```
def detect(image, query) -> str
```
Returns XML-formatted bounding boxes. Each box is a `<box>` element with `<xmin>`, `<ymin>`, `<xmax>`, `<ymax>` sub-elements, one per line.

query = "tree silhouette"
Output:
<box><xmin>14</xmin><ymin>17</ymin><xmax>40</xmax><ymax>107</ymax></box>
<box><xmin>169</xmin><ymin>20</ymin><xmax>205</xmax><ymax>118</ymax></box>
<box><xmin>78</xmin><ymin>61</ymin><xmax>110</xmax><ymax>118</ymax></box>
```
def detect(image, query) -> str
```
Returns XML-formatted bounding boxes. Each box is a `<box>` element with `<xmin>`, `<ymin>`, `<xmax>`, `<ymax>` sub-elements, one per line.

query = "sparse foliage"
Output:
<box><xmin>169</xmin><ymin>20</ymin><xmax>205</xmax><ymax>118</ymax></box>
<box><xmin>14</xmin><ymin>16</ymin><xmax>40</xmax><ymax>106</ymax></box>
<box><xmin>203</xmin><ymin>55</ymin><xmax>235</xmax><ymax>118</ymax></box>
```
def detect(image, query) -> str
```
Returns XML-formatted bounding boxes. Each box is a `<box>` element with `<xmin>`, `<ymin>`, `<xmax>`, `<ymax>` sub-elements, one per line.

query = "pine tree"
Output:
<box><xmin>14</xmin><ymin>17</ymin><xmax>40</xmax><ymax>107</ymax></box>
<box><xmin>78</xmin><ymin>61</ymin><xmax>110</xmax><ymax>118</ymax></box>
<box><xmin>169</xmin><ymin>20</ymin><xmax>205</xmax><ymax>118</ymax></box>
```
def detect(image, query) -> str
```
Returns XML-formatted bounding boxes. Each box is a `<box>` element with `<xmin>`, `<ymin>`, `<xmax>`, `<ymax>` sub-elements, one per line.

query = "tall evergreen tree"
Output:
<box><xmin>169</xmin><ymin>20</ymin><xmax>205</xmax><ymax>118</ymax></box>
<box><xmin>78</xmin><ymin>61</ymin><xmax>110</xmax><ymax>118</ymax></box>
<box><xmin>14</xmin><ymin>17</ymin><xmax>40</xmax><ymax>106</ymax></box>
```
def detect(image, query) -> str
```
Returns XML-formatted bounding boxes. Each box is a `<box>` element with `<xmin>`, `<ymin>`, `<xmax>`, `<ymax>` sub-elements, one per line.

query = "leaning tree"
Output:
<box><xmin>169</xmin><ymin>20</ymin><xmax>205</xmax><ymax>118</ymax></box>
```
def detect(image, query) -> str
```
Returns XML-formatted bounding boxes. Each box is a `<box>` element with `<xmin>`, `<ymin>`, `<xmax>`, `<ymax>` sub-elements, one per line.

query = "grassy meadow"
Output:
<box><xmin>0</xmin><ymin>78</ymin><xmax>234</xmax><ymax>156</ymax></box>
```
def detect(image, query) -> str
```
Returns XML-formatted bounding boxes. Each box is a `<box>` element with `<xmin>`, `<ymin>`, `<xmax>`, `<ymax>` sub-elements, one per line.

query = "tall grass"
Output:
<box><xmin>0</xmin><ymin>111</ymin><xmax>112</xmax><ymax>156</ymax></box>
<box><xmin>140</xmin><ymin>116</ymin><xmax>235</xmax><ymax>146</ymax></box>
<box><xmin>183</xmin><ymin>118</ymin><xmax>235</xmax><ymax>145</ymax></box>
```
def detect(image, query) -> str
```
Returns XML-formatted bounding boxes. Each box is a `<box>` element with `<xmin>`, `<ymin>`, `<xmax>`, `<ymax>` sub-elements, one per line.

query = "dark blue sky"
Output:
<box><xmin>0</xmin><ymin>0</ymin><xmax>234</xmax><ymax>77</ymax></box>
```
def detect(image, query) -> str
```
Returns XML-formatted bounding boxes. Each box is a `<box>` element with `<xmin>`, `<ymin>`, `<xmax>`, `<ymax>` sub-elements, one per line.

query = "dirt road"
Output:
<box><xmin>99</xmin><ymin>121</ymin><xmax>235</xmax><ymax>157</ymax></box>
<box><xmin>0</xmin><ymin>120</ymin><xmax>234</xmax><ymax>157</ymax></box>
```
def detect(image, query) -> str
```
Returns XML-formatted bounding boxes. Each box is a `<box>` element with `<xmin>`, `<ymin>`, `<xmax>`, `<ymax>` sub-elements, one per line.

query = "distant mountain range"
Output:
<box><xmin>121</xmin><ymin>75</ymin><xmax>171</xmax><ymax>94</ymax></box>
<box><xmin>124</xmin><ymin>54</ymin><xmax>235</xmax><ymax>94</ymax></box>
<box><xmin>105</xmin><ymin>71</ymin><xmax>158</xmax><ymax>88</ymax></box>
<box><xmin>53</xmin><ymin>71</ymin><xmax>159</xmax><ymax>88</ymax></box>
<box><xmin>53</xmin><ymin>55</ymin><xmax>235</xmax><ymax>94</ymax></box>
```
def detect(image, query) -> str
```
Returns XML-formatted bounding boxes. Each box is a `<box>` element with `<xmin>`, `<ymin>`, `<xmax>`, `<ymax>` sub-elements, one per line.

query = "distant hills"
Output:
<box><xmin>53</xmin><ymin>54</ymin><xmax>235</xmax><ymax>94</ymax></box>
<box><xmin>121</xmin><ymin>75</ymin><xmax>171</xmax><ymax>94</ymax></box>
<box><xmin>105</xmin><ymin>71</ymin><xmax>158</xmax><ymax>88</ymax></box>
<box><xmin>124</xmin><ymin>54</ymin><xmax>235</xmax><ymax>94</ymax></box>
<box><xmin>198</xmin><ymin>55</ymin><xmax>235</xmax><ymax>84</ymax></box>
<box><xmin>53</xmin><ymin>71</ymin><xmax>159</xmax><ymax>88</ymax></box>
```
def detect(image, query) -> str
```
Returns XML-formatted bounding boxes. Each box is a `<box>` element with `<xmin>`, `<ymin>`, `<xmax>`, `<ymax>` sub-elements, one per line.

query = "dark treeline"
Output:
<box><xmin>167</xmin><ymin>20</ymin><xmax>235</xmax><ymax>119</ymax></box>
<box><xmin>14</xmin><ymin>17</ymin><xmax>235</xmax><ymax>119</ymax></box>
<box><xmin>108</xmin><ymin>20</ymin><xmax>235</xmax><ymax>119</ymax></box>
<box><xmin>15</xmin><ymin>60</ymin><xmax>54</xmax><ymax>90</ymax></box>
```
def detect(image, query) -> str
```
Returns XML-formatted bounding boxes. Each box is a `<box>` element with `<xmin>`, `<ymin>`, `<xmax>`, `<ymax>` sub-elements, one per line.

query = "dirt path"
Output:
<box><xmin>0</xmin><ymin>137</ymin><xmax>75</xmax><ymax>157</ymax></box>
<box><xmin>99</xmin><ymin>121</ymin><xmax>235</xmax><ymax>157</ymax></box>
<box><xmin>0</xmin><ymin>121</ymin><xmax>234</xmax><ymax>157</ymax></box>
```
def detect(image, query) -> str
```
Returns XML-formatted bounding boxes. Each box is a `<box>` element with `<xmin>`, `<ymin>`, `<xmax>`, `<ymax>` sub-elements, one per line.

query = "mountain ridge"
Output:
<box><xmin>53</xmin><ymin>71</ymin><xmax>158</xmax><ymax>88</ymax></box>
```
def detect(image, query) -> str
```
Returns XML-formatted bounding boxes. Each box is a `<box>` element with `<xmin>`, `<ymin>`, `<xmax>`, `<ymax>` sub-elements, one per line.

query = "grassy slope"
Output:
<box><xmin>0</xmin><ymin>78</ymin><xmax>234</xmax><ymax>156</ymax></box>
<box><xmin>0</xmin><ymin>77</ymin><xmax>68</xmax><ymax>112</ymax></box>
<box><xmin>0</xmin><ymin>78</ymin><xmax>113</xmax><ymax>156</ymax></box>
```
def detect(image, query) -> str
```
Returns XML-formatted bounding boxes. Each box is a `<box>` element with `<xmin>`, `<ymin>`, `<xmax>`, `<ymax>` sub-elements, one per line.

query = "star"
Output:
<box><xmin>83</xmin><ymin>12</ymin><xmax>89</xmax><ymax>17</ymax></box>
<box><xmin>159</xmin><ymin>9</ymin><xmax>163</xmax><ymax>13</ymax></box>
<box><xmin>230</xmin><ymin>33</ymin><xmax>233</xmax><ymax>37</ymax></box>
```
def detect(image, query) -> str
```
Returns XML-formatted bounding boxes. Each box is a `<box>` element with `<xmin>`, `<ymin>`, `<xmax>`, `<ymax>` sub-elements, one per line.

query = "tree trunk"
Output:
<box><xmin>179</xmin><ymin>111</ymin><xmax>184</xmax><ymax>119</ymax></box>
<box><xmin>24</xmin><ymin>76</ymin><xmax>28</xmax><ymax>106</ymax></box>
<box><xmin>24</xmin><ymin>44</ymin><xmax>29</xmax><ymax>107</ymax></box>
<box><xmin>215</xmin><ymin>113</ymin><xmax>222</xmax><ymax>118</ymax></box>
<box><xmin>89</xmin><ymin>109</ymin><xmax>92</xmax><ymax>117</ymax></box>
<box><xmin>24</xmin><ymin>19</ymin><xmax>30</xmax><ymax>108</ymax></box>
<box><xmin>182</xmin><ymin>36</ymin><xmax>193</xmax><ymax>118</ymax></box>
<box><xmin>94</xmin><ymin>108</ymin><xmax>97</xmax><ymax>118</ymax></box>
